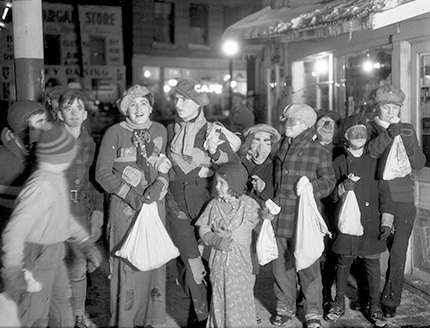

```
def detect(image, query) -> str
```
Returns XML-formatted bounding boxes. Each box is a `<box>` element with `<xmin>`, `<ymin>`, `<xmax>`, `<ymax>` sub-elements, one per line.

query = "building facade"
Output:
<box><xmin>225</xmin><ymin>0</ymin><xmax>430</xmax><ymax>296</ymax></box>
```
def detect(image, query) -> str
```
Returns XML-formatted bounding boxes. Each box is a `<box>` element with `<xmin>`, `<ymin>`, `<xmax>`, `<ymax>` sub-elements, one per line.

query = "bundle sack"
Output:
<box><xmin>116</xmin><ymin>202</ymin><xmax>179</xmax><ymax>271</ymax></box>
<box><xmin>383</xmin><ymin>135</ymin><xmax>411</xmax><ymax>180</ymax></box>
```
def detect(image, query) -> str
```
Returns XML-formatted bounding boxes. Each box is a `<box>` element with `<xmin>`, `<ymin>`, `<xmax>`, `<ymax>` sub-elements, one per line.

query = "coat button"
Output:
<box><xmin>75</xmin><ymin>179</ymin><xmax>80</xmax><ymax>185</ymax></box>
<box><xmin>365</xmin><ymin>202</ymin><xmax>369</xmax><ymax>206</ymax></box>
<box><xmin>77</xmin><ymin>159</ymin><xmax>82</xmax><ymax>164</ymax></box>
<box><xmin>285</xmin><ymin>169</ymin><xmax>289</xmax><ymax>174</ymax></box>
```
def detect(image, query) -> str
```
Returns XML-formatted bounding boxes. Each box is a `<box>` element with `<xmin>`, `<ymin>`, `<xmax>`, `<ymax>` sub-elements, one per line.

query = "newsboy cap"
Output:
<box><xmin>174</xmin><ymin>77</ymin><xmax>209</xmax><ymax>107</ymax></box>
<box><xmin>279</xmin><ymin>103</ymin><xmax>317</xmax><ymax>128</ymax></box>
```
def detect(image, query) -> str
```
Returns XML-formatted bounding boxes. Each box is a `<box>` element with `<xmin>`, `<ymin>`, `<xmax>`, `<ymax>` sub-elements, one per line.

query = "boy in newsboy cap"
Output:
<box><xmin>166</xmin><ymin>77</ymin><xmax>240</xmax><ymax>327</ymax></box>
<box><xmin>367</xmin><ymin>85</ymin><xmax>426</xmax><ymax>318</ymax></box>
<box><xmin>1</xmin><ymin>123</ymin><xmax>102</xmax><ymax>327</ymax></box>
<box><xmin>271</xmin><ymin>103</ymin><xmax>335</xmax><ymax>328</ymax></box>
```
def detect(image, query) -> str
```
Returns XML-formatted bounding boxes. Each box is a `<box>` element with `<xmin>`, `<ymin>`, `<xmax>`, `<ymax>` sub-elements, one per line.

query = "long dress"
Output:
<box><xmin>96</xmin><ymin>121</ymin><xmax>168</xmax><ymax>327</ymax></box>
<box><xmin>196</xmin><ymin>194</ymin><xmax>260</xmax><ymax>328</ymax></box>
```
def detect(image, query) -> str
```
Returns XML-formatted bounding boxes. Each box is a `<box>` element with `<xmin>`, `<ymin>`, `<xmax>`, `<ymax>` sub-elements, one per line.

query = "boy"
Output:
<box><xmin>1</xmin><ymin>123</ymin><xmax>101</xmax><ymax>327</ymax></box>
<box><xmin>58</xmin><ymin>89</ymin><xmax>104</xmax><ymax>328</ymax></box>
<box><xmin>271</xmin><ymin>104</ymin><xmax>335</xmax><ymax>328</ymax></box>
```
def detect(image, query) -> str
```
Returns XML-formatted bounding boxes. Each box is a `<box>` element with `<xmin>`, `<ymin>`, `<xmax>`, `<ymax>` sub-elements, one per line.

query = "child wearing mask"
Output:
<box><xmin>326</xmin><ymin>114</ymin><xmax>390</xmax><ymax>328</ymax></box>
<box><xmin>196</xmin><ymin>162</ymin><xmax>262</xmax><ymax>328</ymax></box>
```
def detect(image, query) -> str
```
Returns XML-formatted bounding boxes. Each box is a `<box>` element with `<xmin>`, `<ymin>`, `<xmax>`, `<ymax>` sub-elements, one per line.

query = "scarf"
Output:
<box><xmin>374</xmin><ymin>116</ymin><xmax>391</xmax><ymax>129</ymax></box>
<box><xmin>170</xmin><ymin>109</ymin><xmax>207</xmax><ymax>158</ymax></box>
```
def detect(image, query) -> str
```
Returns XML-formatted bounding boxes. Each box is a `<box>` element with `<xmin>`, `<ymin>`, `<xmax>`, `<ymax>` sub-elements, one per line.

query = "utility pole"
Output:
<box><xmin>12</xmin><ymin>0</ymin><xmax>44</xmax><ymax>101</ymax></box>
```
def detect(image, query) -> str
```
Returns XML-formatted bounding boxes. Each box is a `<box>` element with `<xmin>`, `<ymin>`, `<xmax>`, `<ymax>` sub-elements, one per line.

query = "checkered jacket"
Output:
<box><xmin>273</xmin><ymin>127</ymin><xmax>335</xmax><ymax>238</ymax></box>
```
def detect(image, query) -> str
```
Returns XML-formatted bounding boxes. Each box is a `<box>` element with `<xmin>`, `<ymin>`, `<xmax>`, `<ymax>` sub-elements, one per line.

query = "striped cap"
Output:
<box><xmin>36</xmin><ymin>123</ymin><xmax>77</xmax><ymax>165</ymax></box>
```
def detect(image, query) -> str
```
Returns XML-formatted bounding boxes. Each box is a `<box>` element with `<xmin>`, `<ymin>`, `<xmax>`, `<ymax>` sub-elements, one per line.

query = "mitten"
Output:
<box><xmin>2</xmin><ymin>266</ymin><xmax>27</xmax><ymax>302</ymax></box>
<box><xmin>143</xmin><ymin>180</ymin><xmax>164</xmax><ymax>204</ymax></box>
<box><xmin>296</xmin><ymin>176</ymin><xmax>310</xmax><ymax>196</ymax></box>
<box><xmin>202</xmin><ymin>231</ymin><xmax>232</xmax><ymax>251</ymax></box>
<box><xmin>379</xmin><ymin>226</ymin><xmax>392</xmax><ymax>240</ymax></box>
<box><xmin>79</xmin><ymin>239</ymin><xmax>102</xmax><ymax>269</ymax></box>
<box><xmin>188</xmin><ymin>256</ymin><xmax>206</xmax><ymax>285</ymax></box>
<box><xmin>343</xmin><ymin>178</ymin><xmax>356</xmax><ymax>191</ymax></box>
<box><xmin>124</xmin><ymin>188</ymin><xmax>145</xmax><ymax>210</ymax></box>
<box><xmin>400</xmin><ymin>129</ymin><xmax>415</xmax><ymax>156</ymax></box>
<box><xmin>387</xmin><ymin>123</ymin><xmax>401</xmax><ymax>139</ymax></box>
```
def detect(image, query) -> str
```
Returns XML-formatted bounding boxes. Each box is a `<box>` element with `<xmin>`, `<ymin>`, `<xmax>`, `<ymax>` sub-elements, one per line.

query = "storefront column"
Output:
<box><xmin>12</xmin><ymin>0</ymin><xmax>44</xmax><ymax>101</ymax></box>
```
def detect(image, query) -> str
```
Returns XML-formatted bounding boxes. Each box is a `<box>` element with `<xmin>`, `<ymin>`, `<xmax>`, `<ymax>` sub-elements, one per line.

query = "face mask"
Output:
<box><xmin>345</xmin><ymin>125</ymin><xmax>368</xmax><ymax>150</ymax></box>
<box><xmin>284</xmin><ymin>117</ymin><xmax>304</xmax><ymax>127</ymax></box>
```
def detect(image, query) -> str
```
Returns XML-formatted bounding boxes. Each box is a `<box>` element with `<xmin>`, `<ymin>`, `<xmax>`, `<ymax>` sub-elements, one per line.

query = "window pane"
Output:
<box><xmin>154</xmin><ymin>1</ymin><xmax>175</xmax><ymax>44</ymax></box>
<box><xmin>420</xmin><ymin>54</ymin><xmax>430</xmax><ymax>167</ymax></box>
<box><xmin>90</xmin><ymin>36</ymin><xmax>106</xmax><ymax>65</ymax></box>
<box><xmin>44</xmin><ymin>34</ymin><xmax>61</xmax><ymax>65</ymax></box>
<box><xmin>189</xmin><ymin>4</ymin><xmax>208</xmax><ymax>45</ymax></box>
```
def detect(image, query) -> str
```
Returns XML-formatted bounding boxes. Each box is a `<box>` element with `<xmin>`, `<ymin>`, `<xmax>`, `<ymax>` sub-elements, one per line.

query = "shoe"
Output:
<box><xmin>325</xmin><ymin>302</ymin><xmax>344</xmax><ymax>322</ymax></box>
<box><xmin>305</xmin><ymin>318</ymin><xmax>322</xmax><ymax>328</ymax></box>
<box><xmin>75</xmin><ymin>313</ymin><xmax>97</xmax><ymax>328</ymax></box>
<box><xmin>369</xmin><ymin>308</ymin><xmax>388</xmax><ymax>328</ymax></box>
<box><xmin>381</xmin><ymin>305</ymin><xmax>396</xmax><ymax>318</ymax></box>
<box><xmin>270</xmin><ymin>314</ymin><xmax>292</xmax><ymax>327</ymax></box>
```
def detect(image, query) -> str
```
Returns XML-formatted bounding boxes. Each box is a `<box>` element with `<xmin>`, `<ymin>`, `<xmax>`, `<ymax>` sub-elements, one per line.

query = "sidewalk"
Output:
<box><xmin>87</xmin><ymin>259</ymin><xmax>430</xmax><ymax>328</ymax></box>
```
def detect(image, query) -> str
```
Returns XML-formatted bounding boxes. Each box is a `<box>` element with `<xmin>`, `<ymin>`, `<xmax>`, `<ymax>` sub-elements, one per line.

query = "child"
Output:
<box><xmin>196</xmin><ymin>162</ymin><xmax>261</xmax><ymax>328</ymax></box>
<box><xmin>326</xmin><ymin>114</ymin><xmax>389</xmax><ymax>328</ymax></box>
<box><xmin>58</xmin><ymin>89</ymin><xmax>104</xmax><ymax>328</ymax></box>
<box><xmin>1</xmin><ymin>123</ymin><xmax>101</xmax><ymax>327</ymax></box>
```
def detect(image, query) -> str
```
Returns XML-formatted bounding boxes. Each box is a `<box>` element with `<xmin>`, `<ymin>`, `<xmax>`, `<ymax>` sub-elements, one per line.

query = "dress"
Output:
<box><xmin>196</xmin><ymin>195</ymin><xmax>260</xmax><ymax>328</ymax></box>
<box><xmin>96</xmin><ymin>120</ymin><xmax>168</xmax><ymax>327</ymax></box>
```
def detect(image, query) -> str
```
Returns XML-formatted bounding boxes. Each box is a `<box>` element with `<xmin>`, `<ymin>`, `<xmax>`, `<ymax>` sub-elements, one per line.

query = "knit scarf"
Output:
<box><xmin>170</xmin><ymin>109</ymin><xmax>207</xmax><ymax>158</ymax></box>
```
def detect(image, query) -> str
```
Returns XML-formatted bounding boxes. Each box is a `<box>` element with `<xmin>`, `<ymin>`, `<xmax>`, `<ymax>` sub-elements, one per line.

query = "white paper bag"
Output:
<box><xmin>256</xmin><ymin>219</ymin><xmax>278</xmax><ymax>265</ymax></box>
<box><xmin>383</xmin><ymin>135</ymin><xmax>411</xmax><ymax>180</ymax></box>
<box><xmin>115</xmin><ymin>203</ymin><xmax>179</xmax><ymax>271</ymax></box>
<box><xmin>295</xmin><ymin>183</ymin><xmax>331</xmax><ymax>271</ymax></box>
<box><xmin>337</xmin><ymin>190</ymin><xmax>363</xmax><ymax>236</ymax></box>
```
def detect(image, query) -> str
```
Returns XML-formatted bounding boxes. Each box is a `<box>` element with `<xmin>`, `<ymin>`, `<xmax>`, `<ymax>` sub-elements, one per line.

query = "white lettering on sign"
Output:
<box><xmin>84</xmin><ymin>12</ymin><xmax>115</xmax><ymax>25</ymax></box>
<box><xmin>194</xmin><ymin>84</ymin><xmax>223</xmax><ymax>94</ymax></box>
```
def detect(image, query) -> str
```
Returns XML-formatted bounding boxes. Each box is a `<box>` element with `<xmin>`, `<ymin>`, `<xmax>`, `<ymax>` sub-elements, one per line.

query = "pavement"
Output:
<box><xmin>87</xmin><ymin>258</ymin><xmax>430</xmax><ymax>328</ymax></box>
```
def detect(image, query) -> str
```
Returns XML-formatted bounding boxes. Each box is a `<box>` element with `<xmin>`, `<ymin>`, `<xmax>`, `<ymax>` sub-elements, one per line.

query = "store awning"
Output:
<box><xmin>223</xmin><ymin>0</ymin><xmax>430</xmax><ymax>42</ymax></box>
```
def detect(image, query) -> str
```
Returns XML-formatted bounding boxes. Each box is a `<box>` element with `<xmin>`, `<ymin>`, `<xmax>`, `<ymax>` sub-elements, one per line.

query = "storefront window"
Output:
<box><xmin>419</xmin><ymin>54</ymin><xmax>430</xmax><ymax>167</ymax></box>
<box><xmin>336</xmin><ymin>46</ymin><xmax>392</xmax><ymax>119</ymax></box>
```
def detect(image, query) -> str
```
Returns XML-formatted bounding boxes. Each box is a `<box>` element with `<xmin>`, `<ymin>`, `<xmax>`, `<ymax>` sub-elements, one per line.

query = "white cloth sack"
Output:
<box><xmin>115</xmin><ymin>202</ymin><xmax>179</xmax><ymax>271</ymax></box>
<box><xmin>204</xmin><ymin>121</ymin><xmax>242</xmax><ymax>152</ymax></box>
<box><xmin>256</xmin><ymin>219</ymin><xmax>278</xmax><ymax>265</ymax></box>
<box><xmin>295</xmin><ymin>183</ymin><xmax>331</xmax><ymax>271</ymax></box>
<box><xmin>383</xmin><ymin>135</ymin><xmax>411</xmax><ymax>180</ymax></box>
<box><xmin>337</xmin><ymin>190</ymin><xmax>363</xmax><ymax>236</ymax></box>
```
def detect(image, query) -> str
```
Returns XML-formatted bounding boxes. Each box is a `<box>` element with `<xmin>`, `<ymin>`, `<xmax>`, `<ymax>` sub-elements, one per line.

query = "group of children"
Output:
<box><xmin>0</xmin><ymin>81</ymin><xmax>426</xmax><ymax>328</ymax></box>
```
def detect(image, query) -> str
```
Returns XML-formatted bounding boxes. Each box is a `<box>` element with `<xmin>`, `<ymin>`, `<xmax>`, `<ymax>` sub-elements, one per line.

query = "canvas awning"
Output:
<box><xmin>223</xmin><ymin>0</ymin><xmax>430</xmax><ymax>42</ymax></box>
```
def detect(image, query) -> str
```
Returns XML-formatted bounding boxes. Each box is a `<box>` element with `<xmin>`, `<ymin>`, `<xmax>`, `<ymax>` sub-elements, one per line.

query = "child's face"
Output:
<box><xmin>284</xmin><ymin>117</ymin><xmax>307</xmax><ymax>138</ymax></box>
<box><xmin>58</xmin><ymin>98</ymin><xmax>87</xmax><ymax>128</ymax></box>
<box><xmin>316</xmin><ymin>116</ymin><xmax>336</xmax><ymax>143</ymax></box>
<box><xmin>378</xmin><ymin>103</ymin><xmax>401</xmax><ymax>123</ymax></box>
<box><xmin>175</xmin><ymin>94</ymin><xmax>200</xmax><ymax>122</ymax></box>
<box><xmin>215</xmin><ymin>173</ymin><xmax>232</xmax><ymax>200</ymax></box>
<box><xmin>248</xmin><ymin>131</ymin><xmax>272</xmax><ymax>164</ymax></box>
<box><xmin>345</xmin><ymin>124</ymin><xmax>367</xmax><ymax>150</ymax></box>
<box><xmin>128</xmin><ymin>96</ymin><xmax>152</xmax><ymax>125</ymax></box>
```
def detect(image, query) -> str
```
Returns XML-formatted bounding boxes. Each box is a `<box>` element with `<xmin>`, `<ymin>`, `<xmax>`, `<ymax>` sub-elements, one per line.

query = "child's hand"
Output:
<box><xmin>379</xmin><ymin>226</ymin><xmax>392</xmax><ymax>240</ymax></box>
<box><xmin>214</xmin><ymin>237</ymin><xmax>233</xmax><ymax>251</ymax></box>
<box><xmin>251</xmin><ymin>175</ymin><xmax>266</xmax><ymax>193</ymax></box>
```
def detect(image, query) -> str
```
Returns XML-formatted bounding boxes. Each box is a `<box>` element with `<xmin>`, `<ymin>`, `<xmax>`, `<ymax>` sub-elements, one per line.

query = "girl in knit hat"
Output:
<box><xmin>326</xmin><ymin>114</ymin><xmax>391</xmax><ymax>328</ymax></box>
<box><xmin>1</xmin><ymin>123</ymin><xmax>102</xmax><ymax>327</ymax></box>
<box><xmin>95</xmin><ymin>84</ymin><xmax>171</xmax><ymax>328</ymax></box>
<box><xmin>196</xmin><ymin>162</ymin><xmax>262</xmax><ymax>328</ymax></box>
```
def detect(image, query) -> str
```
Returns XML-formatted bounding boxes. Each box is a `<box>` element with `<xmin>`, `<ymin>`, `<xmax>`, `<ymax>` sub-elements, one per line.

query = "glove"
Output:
<box><xmin>343</xmin><ymin>178</ymin><xmax>356</xmax><ymax>191</ymax></box>
<box><xmin>379</xmin><ymin>226</ymin><xmax>392</xmax><ymax>240</ymax></box>
<box><xmin>142</xmin><ymin>180</ymin><xmax>164</xmax><ymax>204</ymax></box>
<box><xmin>259</xmin><ymin>206</ymin><xmax>274</xmax><ymax>221</ymax></box>
<box><xmin>79</xmin><ymin>240</ymin><xmax>102</xmax><ymax>269</ymax></box>
<box><xmin>2</xmin><ymin>266</ymin><xmax>27</xmax><ymax>302</ymax></box>
<box><xmin>188</xmin><ymin>256</ymin><xmax>206</xmax><ymax>285</ymax></box>
<box><xmin>296</xmin><ymin>176</ymin><xmax>310</xmax><ymax>196</ymax></box>
<box><xmin>203</xmin><ymin>232</ymin><xmax>232</xmax><ymax>251</ymax></box>
<box><xmin>124</xmin><ymin>188</ymin><xmax>145</xmax><ymax>210</ymax></box>
<box><xmin>387</xmin><ymin>123</ymin><xmax>401</xmax><ymax>139</ymax></box>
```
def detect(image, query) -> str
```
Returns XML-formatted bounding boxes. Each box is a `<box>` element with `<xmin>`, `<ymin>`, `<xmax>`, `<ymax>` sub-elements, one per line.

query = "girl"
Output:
<box><xmin>196</xmin><ymin>162</ymin><xmax>261</xmax><ymax>328</ymax></box>
<box><xmin>326</xmin><ymin>114</ymin><xmax>390</xmax><ymax>328</ymax></box>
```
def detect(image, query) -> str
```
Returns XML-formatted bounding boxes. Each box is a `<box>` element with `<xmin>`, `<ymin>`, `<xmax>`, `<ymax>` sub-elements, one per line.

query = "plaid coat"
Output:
<box><xmin>273</xmin><ymin>127</ymin><xmax>335</xmax><ymax>238</ymax></box>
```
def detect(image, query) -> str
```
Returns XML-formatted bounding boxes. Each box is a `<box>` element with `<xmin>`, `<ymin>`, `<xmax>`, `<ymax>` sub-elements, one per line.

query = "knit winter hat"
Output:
<box><xmin>118</xmin><ymin>85</ymin><xmax>154</xmax><ymax>115</ymax></box>
<box><xmin>7</xmin><ymin>100</ymin><xmax>46</xmax><ymax>137</ymax></box>
<box><xmin>375</xmin><ymin>85</ymin><xmax>405</xmax><ymax>106</ymax></box>
<box><xmin>216</xmin><ymin>162</ymin><xmax>248</xmax><ymax>195</ymax></box>
<box><xmin>317</xmin><ymin>109</ymin><xmax>341</xmax><ymax>126</ymax></box>
<box><xmin>279</xmin><ymin>103</ymin><xmax>317</xmax><ymax>128</ymax></box>
<box><xmin>36</xmin><ymin>123</ymin><xmax>77</xmax><ymax>165</ymax></box>
<box><xmin>243</xmin><ymin>124</ymin><xmax>281</xmax><ymax>143</ymax></box>
<box><xmin>174</xmin><ymin>77</ymin><xmax>209</xmax><ymax>107</ymax></box>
